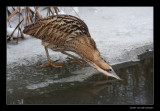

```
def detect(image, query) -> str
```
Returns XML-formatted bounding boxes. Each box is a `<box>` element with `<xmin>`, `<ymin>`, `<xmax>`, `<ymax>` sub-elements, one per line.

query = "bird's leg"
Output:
<box><xmin>40</xmin><ymin>46</ymin><xmax>63</xmax><ymax>68</ymax></box>
<box><xmin>61</xmin><ymin>51</ymin><xmax>86</xmax><ymax>67</ymax></box>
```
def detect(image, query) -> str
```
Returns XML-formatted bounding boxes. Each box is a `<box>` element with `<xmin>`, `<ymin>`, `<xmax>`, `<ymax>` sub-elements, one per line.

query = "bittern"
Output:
<box><xmin>23</xmin><ymin>14</ymin><xmax>121</xmax><ymax>80</ymax></box>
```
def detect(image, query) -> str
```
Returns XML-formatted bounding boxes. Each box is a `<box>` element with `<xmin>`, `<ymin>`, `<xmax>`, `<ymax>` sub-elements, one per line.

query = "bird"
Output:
<box><xmin>23</xmin><ymin>14</ymin><xmax>121</xmax><ymax>80</ymax></box>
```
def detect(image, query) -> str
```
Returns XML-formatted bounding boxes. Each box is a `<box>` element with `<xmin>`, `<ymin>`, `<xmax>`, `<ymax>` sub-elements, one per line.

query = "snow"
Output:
<box><xmin>78</xmin><ymin>7</ymin><xmax>153</xmax><ymax>64</ymax></box>
<box><xmin>7</xmin><ymin>27</ymin><xmax>22</xmax><ymax>37</ymax></box>
<box><xmin>7</xmin><ymin>7</ymin><xmax>153</xmax><ymax>67</ymax></box>
<box><xmin>29</xmin><ymin>7</ymin><xmax>36</xmax><ymax>12</ymax></box>
<box><xmin>6</xmin><ymin>7</ymin><xmax>153</xmax><ymax>93</ymax></box>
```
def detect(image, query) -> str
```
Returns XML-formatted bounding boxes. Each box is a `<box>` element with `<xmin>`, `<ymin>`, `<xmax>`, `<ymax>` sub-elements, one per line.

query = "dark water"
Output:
<box><xmin>7</xmin><ymin>52</ymin><xmax>153</xmax><ymax>105</ymax></box>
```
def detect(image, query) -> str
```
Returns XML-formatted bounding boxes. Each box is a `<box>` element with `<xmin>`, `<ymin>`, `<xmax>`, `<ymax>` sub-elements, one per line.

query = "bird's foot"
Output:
<box><xmin>66</xmin><ymin>57</ymin><xmax>86</xmax><ymax>67</ymax></box>
<box><xmin>40</xmin><ymin>60</ymin><xmax>64</xmax><ymax>68</ymax></box>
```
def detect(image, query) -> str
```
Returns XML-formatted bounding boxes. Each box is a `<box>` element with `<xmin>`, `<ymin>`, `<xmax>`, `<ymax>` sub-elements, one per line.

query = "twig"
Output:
<box><xmin>7</xmin><ymin>7</ymin><xmax>11</xmax><ymax>27</ymax></box>
<box><xmin>34</xmin><ymin>7</ymin><xmax>42</xmax><ymax>20</ymax></box>
<box><xmin>71</xmin><ymin>7</ymin><xmax>80</xmax><ymax>19</ymax></box>
<box><xmin>52</xmin><ymin>7</ymin><xmax>55</xmax><ymax>15</ymax></box>
<box><xmin>18</xmin><ymin>27</ymin><xmax>24</xmax><ymax>39</ymax></box>
<box><xmin>7</xmin><ymin>7</ymin><xmax>19</xmax><ymax>22</ymax></box>
<box><xmin>17</xmin><ymin>7</ymin><xmax>21</xmax><ymax>43</ymax></box>
<box><xmin>7</xmin><ymin>35</ymin><xmax>24</xmax><ymax>39</ymax></box>
<box><xmin>29</xmin><ymin>8</ymin><xmax>33</xmax><ymax>23</ymax></box>
<box><xmin>50</xmin><ymin>7</ymin><xmax>53</xmax><ymax>15</ymax></box>
<box><xmin>11</xmin><ymin>18</ymin><xmax>24</xmax><ymax>37</ymax></box>
<box><xmin>19</xmin><ymin>7</ymin><xmax>24</xmax><ymax>31</ymax></box>
<box><xmin>47</xmin><ymin>7</ymin><xmax>49</xmax><ymax>16</ymax></box>
<box><xmin>53</xmin><ymin>7</ymin><xmax>59</xmax><ymax>15</ymax></box>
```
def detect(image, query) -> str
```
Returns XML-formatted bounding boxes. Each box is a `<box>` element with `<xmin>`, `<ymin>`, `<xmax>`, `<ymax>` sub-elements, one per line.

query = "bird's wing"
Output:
<box><xmin>23</xmin><ymin>15</ymin><xmax>91</xmax><ymax>46</ymax></box>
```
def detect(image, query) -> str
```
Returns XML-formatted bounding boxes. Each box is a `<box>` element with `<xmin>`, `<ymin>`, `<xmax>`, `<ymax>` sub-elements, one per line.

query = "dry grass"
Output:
<box><xmin>7</xmin><ymin>7</ymin><xmax>24</xmax><ymax>43</ymax></box>
<box><xmin>7</xmin><ymin>7</ymin><xmax>80</xmax><ymax>44</ymax></box>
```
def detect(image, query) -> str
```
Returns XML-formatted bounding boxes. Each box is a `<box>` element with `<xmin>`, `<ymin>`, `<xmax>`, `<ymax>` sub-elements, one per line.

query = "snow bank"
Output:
<box><xmin>7</xmin><ymin>7</ymin><xmax>153</xmax><ymax>93</ymax></box>
<box><xmin>78</xmin><ymin>7</ymin><xmax>153</xmax><ymax>64</ymax></box>
<box><xmin>7</xmin><ymin>7</ymin><xmax>153</xmax><ymax>67</ymax></box>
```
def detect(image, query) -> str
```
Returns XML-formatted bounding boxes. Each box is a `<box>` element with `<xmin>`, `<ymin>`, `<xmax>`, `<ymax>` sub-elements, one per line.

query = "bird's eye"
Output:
<box><xmin>105</xmin><ymin>69</ymin><xmax>112</xmax><ymax>72</ymax></box>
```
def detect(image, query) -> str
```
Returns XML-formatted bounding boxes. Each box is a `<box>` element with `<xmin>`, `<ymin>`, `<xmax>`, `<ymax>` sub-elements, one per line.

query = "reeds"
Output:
<box><xmin>25</xmin><ymin>7</ymin><xmax>34</xmax><ymax>25</ymax></box>
<box><xmin>7</xmin><ymin>7</ymin><xmax>24</xmax><ymax>43</ymax></box>
<box><xmin>7</xmin><ymin>7</ymin><xmax>80</xmax><ymax>44</ymax></box>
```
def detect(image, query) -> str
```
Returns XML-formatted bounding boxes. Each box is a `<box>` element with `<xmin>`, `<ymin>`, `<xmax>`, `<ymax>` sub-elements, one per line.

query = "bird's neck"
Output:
<box><xmin>75</xmin><ymin>46</ymin><xmax>111</xmax><ymax>69</ymax></box>
<box><xmin>78</xmin><ymin>48</ymin><xmax>111</xmax><ymax>70</ymax></box>
<box><xmin>92</xmin><ymin>50</ymin><xmax>111</xmax><ymax>70</ymax></box>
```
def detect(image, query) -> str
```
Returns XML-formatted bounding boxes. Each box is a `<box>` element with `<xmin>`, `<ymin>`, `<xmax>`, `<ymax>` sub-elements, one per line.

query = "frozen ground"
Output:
<box><xmin>7</xmin><ymin>7</ymin><xmax>153</xmax><ymax>94</ymax></box>
<box><xmin>7</xmin><ymin>7</ymin><xmax>153</xmax><ymax>66</ymax></box>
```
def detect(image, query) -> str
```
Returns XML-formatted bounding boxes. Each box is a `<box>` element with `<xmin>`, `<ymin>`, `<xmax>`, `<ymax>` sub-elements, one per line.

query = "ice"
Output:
<box><xmin>77</xmin><ymin>7</ymin><xmax>153</xmax><ymax>64</ymax></box>
<box><xmin>26</xmin><ymin>67</ymin><xmax>97</xmax><ymax>90</ymax></box>
<box><xmin>7</xmin><ymin>7</ymin><xmax>153</xmax><ymax>94</ymax></box>
<box><xmin>7</xmin><ymin>7</ymin><xmax>153</xmax><ymax>74</ymax></box>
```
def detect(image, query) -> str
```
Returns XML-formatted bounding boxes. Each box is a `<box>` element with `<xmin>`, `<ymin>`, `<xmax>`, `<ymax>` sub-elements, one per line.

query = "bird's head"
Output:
<box><xmin>87</xmin><ymin>51</ymin><xmax>121</xmax><ymax>80</ymax></box>
<box><xmin>89</xmin><ymin>61</ymin><xmax>121</xmax><ymax>80</ymax></box>
<box><xmin>75</xmin><ymin>36</ymin><xmax>121</xmax><ymax>80</ymax></box>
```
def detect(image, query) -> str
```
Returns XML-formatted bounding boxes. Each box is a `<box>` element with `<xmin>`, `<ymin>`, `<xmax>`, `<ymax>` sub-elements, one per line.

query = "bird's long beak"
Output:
<box><xmin>105</xmin><ymin>69</ymin><xmax>122</xmax><ymax>80</ymax></box>
<box><xmin>90</xmin><ymin>63</ymin><xmax>122</xmax><ymax>80</ymax></box>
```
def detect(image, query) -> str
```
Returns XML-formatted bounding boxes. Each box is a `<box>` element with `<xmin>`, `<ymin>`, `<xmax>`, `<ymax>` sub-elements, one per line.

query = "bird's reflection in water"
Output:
<box><xmin>12</xmin><ymin>56</ymin><xmax>153</xmax><ymax>104</ymax></box>
<box><xmin>23</xmin><ymin>77</ymin><xmax>117</xmax><ymax>104</ymax></box>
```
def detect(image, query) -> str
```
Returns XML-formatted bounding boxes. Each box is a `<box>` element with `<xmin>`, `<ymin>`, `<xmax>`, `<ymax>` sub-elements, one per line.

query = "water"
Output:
<box><xmin>6</xmin><ymin>52</ymin><xmax>153</xmax><ymax>104</ymax></box>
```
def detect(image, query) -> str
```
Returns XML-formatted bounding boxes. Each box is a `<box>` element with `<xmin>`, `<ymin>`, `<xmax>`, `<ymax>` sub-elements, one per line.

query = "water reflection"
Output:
<box><xmin>7</xmin><ymin>55</ymin><xmax>153</xmax><ymax>104</ymax></box>
<box><xmin>115</xmin><ymin>58</ymin><xmax>153</xmax><ymax>104</ymax></box>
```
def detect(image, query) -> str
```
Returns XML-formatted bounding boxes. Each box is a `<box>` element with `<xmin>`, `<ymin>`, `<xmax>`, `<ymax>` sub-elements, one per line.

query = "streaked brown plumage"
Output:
<box><xmin>23</xmin><ymin>14</ymin><xmax>121</xmax><ymax>80</ymax></box>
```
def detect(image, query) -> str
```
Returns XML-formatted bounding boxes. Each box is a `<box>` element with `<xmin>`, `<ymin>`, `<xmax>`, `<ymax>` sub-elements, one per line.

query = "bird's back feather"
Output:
<box><xmin>23</xmin><ymin>15</ymin><xmax>90</xmax><ymax>44</ymax></box>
